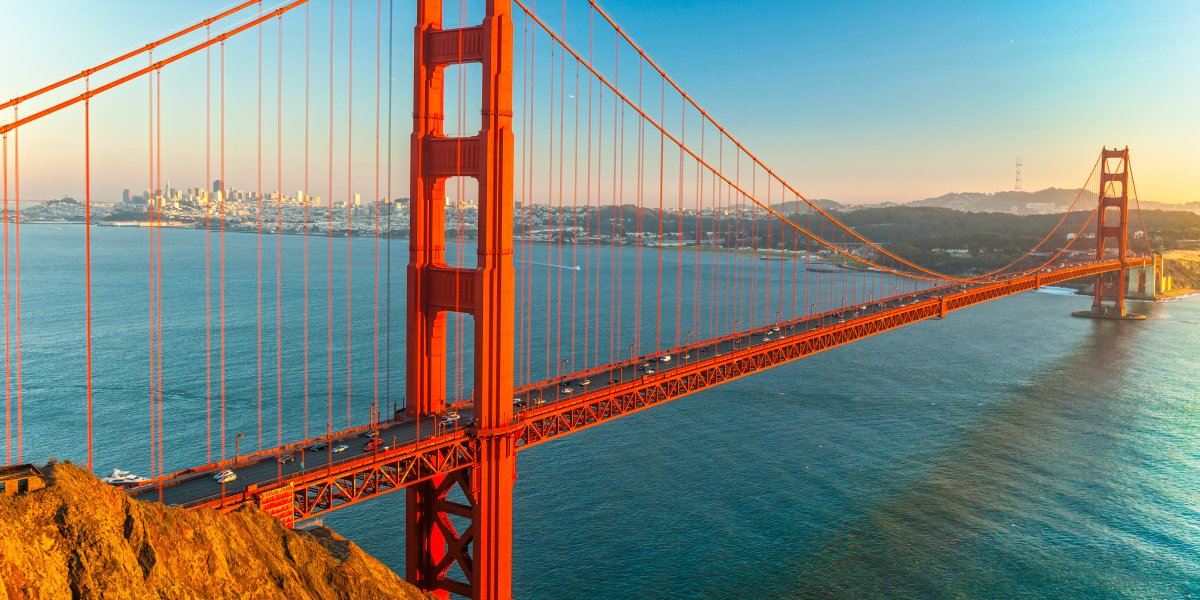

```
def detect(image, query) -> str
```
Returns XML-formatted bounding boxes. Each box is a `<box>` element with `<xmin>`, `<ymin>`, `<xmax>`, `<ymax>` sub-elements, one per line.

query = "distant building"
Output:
<box><xmin>122</xmin><ymin>189</ymin><xmax>131</xmax><ymax>204</ymax></box>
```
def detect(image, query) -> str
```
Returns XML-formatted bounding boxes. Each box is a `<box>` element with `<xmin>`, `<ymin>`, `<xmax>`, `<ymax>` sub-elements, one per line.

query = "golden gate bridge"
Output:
<box><xmin>0</xmin><ymin>0</ymin><xmax>1157</xmax><ymax>597</ymax></box>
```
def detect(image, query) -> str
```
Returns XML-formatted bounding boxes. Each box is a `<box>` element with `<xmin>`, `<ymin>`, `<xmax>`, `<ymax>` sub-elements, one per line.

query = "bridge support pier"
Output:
<box><xmin>1072</xmin><ymin>147</ymin><xmax>1146</xmax><ymax>321</ymax></box>
<box><xmin>407</xmin><ymin>0</ymin><xmax>516</xmax><ymax>598</ymax></box>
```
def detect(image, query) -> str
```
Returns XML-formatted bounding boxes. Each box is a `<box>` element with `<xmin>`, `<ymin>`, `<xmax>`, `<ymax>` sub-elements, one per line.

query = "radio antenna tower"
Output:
<box><xmin>1015</xmin><ymin>156</ymin><xmax>1023</xmax><ymax>191</ymax></box>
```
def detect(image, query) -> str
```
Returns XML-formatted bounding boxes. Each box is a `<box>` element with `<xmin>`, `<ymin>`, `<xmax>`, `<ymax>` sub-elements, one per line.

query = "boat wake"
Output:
<box><xmin>1035</xmin><ymin>286</ymin><xmax>1080</xmax><ymax>296</ymax></box>
<box><xmin>522</xmin><ymin>261</ymin><xmax>582</xmax><ymax>271</ymax></box>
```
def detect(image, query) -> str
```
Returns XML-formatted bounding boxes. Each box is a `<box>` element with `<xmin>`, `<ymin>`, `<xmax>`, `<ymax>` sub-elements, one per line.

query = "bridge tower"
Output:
<box><xmin>1074</xmin><ymin>147</ymin><xmax>1144</xmax><ymax>320</ymax></box>
<box><xmin>407</xmin><ymin>0</ymin><xmax>515</xmax><ymax>598</ymax></box>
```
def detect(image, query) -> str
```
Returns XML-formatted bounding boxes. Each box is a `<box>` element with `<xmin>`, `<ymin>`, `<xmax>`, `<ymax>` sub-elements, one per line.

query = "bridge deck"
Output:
<box><xmin>128</xmin><ymin>259</ymin><xmax>1147</xmax><ymax>521</ymax></box>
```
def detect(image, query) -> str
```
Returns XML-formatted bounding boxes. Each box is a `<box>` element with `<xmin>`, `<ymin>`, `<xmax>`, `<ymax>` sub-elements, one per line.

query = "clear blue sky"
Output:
<box><xmin>1</xmin><ymin>0</ymin><xmax>1196</xmax><ymax>204</ymax></box>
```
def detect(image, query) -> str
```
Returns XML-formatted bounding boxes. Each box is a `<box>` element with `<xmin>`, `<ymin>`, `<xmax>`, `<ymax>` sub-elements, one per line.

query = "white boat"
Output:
<box><xmin>101</xmin><ymin>468</ymin><xmax>148</xmax><ymax>486</ymax></box>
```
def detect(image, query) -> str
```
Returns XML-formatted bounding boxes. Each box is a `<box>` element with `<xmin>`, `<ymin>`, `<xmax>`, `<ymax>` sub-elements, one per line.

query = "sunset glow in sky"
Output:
<box><xmin>2</xmin><ymin>0</ymin><xmax>1196</xmax><ymax>204</ymax></box>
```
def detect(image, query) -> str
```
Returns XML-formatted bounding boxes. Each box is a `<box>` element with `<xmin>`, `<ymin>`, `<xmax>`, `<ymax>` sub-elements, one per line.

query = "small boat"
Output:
<box><xmin>102</xmin><ymin>468</ymin><xmax>148</xmax><ymax>486</ymax></box>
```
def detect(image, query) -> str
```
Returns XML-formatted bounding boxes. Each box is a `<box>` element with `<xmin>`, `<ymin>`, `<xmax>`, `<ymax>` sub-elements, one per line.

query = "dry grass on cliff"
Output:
<box><xmin>0</xmin><ymin>462</ymin><xmax>431</xmax><ymax>600</ymax></box>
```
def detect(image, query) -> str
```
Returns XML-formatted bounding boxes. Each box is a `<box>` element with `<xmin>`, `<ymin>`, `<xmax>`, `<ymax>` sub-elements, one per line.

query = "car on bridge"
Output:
<box><xmin>365</xmin><ymin>438</ymin><xmax>383</xmax><ymax>451</ymax></box>
<box><xmin>309</xmin><ymin>443</ymin><xmax>328</xmax><ymax>452</ymax></box>
<box><xmin>332</xmin><ymin>444</ymin><xmax>349</xmax><ymax>453</ymax></box>
<box><xmin>278</xmin><ymin>454</ymin><xmax>296</xmax><ymax>464</ymax></box>
<box><xmin>213</xmin><ymin>470</ymin><xmax>236</xmax><ymax>484</ymax></box>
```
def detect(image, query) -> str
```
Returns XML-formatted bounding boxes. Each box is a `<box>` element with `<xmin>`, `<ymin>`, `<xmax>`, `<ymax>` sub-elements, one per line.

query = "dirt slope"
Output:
<box><xmin>0</xmin><ymin>462</ymin><xmax>428</xmax><ymax>600</ymax></box>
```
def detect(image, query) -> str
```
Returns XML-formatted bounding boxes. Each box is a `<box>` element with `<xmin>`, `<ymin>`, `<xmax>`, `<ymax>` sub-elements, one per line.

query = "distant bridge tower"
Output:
<box><xmin>1074</xmin><ymin>147</ymin><xmax>1144</xmax><ymax>320</ymax></box>
<box><xmin>407</xmin><ymin>0</ymin><xmax>516</xmax><ymax>597</ymax></box>
<box><xmin>1015</xmin><ymin>156</ymin><xmax>1022</xmax><ymax>191</ymax></box>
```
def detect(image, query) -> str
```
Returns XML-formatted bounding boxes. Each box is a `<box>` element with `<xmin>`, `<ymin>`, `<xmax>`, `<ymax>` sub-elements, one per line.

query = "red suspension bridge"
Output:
<box><xmin>1</xmin><ymin>1</ymin><xmax>1159</xmax><ymax>598</ymax></box>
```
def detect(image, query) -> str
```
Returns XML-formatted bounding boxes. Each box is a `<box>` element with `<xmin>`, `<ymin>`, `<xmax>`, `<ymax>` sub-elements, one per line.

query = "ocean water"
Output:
<box><xmin>8</xmin><ymin>224</ymin><xmax>1200</xmax><ymax>598</ymax></box>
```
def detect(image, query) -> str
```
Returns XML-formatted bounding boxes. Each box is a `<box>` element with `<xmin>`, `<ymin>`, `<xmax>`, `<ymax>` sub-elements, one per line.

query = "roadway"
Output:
<box><xmin>129</xmin><ymin>275</ymin><xmax>989</xmax><ymax>508</ymax></box>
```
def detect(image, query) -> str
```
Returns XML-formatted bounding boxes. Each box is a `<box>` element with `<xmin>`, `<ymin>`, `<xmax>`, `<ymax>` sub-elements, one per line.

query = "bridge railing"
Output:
<box><xmin>152</xmin><ymin>428</ymin><xmax>474</xmax><ymax>510</ymax></box>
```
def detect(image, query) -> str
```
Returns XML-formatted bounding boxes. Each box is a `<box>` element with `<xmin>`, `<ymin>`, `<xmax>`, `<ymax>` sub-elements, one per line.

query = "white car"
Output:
<box><xmin>213</xmin><ymin>470</ymin><xmax>237</xmax><ymax>484</ymax></box>
<box><xmin>332</xmin><ymin>444</ymin><xmax>349</xmax><ymax>453</ymax></box>
<box><xmin>658</xmin><ymin>355</ymin><xmax>672</xmax><ymax>363</ymax></box>
<box><xmin>561</xmin><ymin>387</ymin><xmax>573</xmax><ymax>394</ymax></box>
<box><xmin>578</xmin><ymin>379</ymin><xmax>591</xmax><ymax>386</ymax></box>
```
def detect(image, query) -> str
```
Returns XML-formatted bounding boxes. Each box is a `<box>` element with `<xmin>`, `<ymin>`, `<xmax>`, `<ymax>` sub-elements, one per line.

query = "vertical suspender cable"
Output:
<box><xmin>12</xmin><ymin>111</ymin><xmax>21</xmax><ymax>464</ymax></box>
<box><xmin>652</xmin><ymin>73</ymin><xmax>662</xmax><ymax>353</ymax></box>
<box><xmin>655</xmin><ymin>75</ymin><xmax>663</xmax><ymax>352</ymax></box>
<box><xmin>2</xmin><ymin>130</ymin><xmax>8</xmax><ymax>466</ymax></box>
<box><xmin>676</xmin><ymin>93</ymin><xmax>683</xmax><ymax>348</ymax></box>
<box><xmin>633</xmin><ymin>59</ymin><xmax>642</xmax><ymax>355</ymax></box>
<box><xmin>516</xmin><ymin>10</ymin><xmax>528</xmax><ymax>386</ymax></box>
<box><xmin>147</xmin><ymin>65</ymin><xmax>157</xmax><ymax>475</ymax></box>
<box><xmin>372</xmin><ymin>0</ymin><xmax>380</xmax><ymax>429</ymax></box>
<box><xmin>385</xmin><ymin>0</ymin><xmax>394</xmax><ymax>415</ymax></box>
<box><xmin>346</xmin><ymin>0</ymin><xmax>354</xmax><ymax>430</ymax></box>
<box><xmin>583</xmin><ymin>13</ymin><xmax>594</xmax><ymax>370</ymax></box>
<box><xmin>277</xmin><ymin>13</ymin><xmax>285</xmax><ymax>449</ymax></box>
<box><xmin>155</xmin><ymin>68</ymin><xmax>165</xmax><ymax>477</ymax></box>
<box><xmin>205</xmin><ymin>26</ymin><xmax>213</xmax><ymax>463</ymax></box>
<box><xmin>327</xmin><ymin>0</ymin><xmax>334</xmax><ymax>441</ymax></box>
<box><xmin>257</xmin><ymin>3</ymin><xmax>265</xmax><ymax>452</ymax></box>
<box><xmin>304</xmin><ymin>2</ymin><xmax>311</xmax><ymax>438</ymax></box>
<box><xmin>546</xmin><ymin>26</ymin><xmax>555</xmax><ymax>380</ymax></box>
<box><xmin>83</xmin><ymin>85</ymin><xmax>94</xmax><ymax>472</ymax></box>
<box><xmin>220</xmin><ymin>41</ymin><xmax>227</xmax><ymax>463</ymax></box>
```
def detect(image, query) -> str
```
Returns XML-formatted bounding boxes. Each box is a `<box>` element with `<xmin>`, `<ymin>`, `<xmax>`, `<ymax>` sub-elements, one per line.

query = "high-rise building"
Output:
<box><xmin>212</xmin><ymin>180</ymin><xmax>223</xmax><ymax>194</ymax></box>
<box><xmin>122</xmin><ymin>189</ymin><xmax>131</xmax><ymax>204</ymax></box>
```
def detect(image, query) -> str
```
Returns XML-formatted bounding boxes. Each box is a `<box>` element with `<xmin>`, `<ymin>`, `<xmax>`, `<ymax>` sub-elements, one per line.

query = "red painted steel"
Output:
<box><xmin>1092</xmin><ymin>148</ymin><xmax>1131</xmax><ymax>316</ymax></box>
<box><xmin>408</xmin><ymin>0</ymin><xmax>516</xmax><ymax>597</ymax></box>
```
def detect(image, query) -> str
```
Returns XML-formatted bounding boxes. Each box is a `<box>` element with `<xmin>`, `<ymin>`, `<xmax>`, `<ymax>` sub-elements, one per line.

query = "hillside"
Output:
<box><xmin>0</xmin><ymin>462</ymin><xmax>429</xmax><ymax>600</ymax></box>
<box><xmin>1161</xmin><ymin>250</ymin><xmax>1200</xmax><ymax>293</ymax></box>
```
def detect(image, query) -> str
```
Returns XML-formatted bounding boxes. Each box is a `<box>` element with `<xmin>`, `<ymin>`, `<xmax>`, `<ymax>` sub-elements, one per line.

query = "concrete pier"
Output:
<box><xmin>1071</xmin><ymin>306</ymin><xmax>1147</xmax><ymax>320</ymax></box>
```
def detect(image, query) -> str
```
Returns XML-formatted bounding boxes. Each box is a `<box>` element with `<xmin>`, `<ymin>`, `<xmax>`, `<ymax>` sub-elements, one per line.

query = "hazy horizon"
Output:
<box><xmin>2</xmin><ymin>1</ymin><xmax>1196</xmax><ymax>206</ymax></box>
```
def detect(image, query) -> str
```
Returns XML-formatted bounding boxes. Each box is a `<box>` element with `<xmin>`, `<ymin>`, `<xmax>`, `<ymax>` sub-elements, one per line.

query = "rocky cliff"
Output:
<box><xmin>0</xmin><ymin>462</ymin><xmax>428</xmax><ymax>600</ymax></box>
<box><xmin>1162</xmin><ymin>250</ymin><xmax>1200</xmax><ymax>293</ymax></box>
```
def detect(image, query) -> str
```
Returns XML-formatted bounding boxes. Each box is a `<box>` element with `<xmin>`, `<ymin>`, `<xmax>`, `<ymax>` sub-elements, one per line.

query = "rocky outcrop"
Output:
<box><xmin>1162</xmin><ymin>250</ymin><xmax>1200</xmax><ymax>293</ymax></box>
<box><xmin>0</xmin><ymin>462</ymin><xmax>429</xmax><ymax>600</ymax></box>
